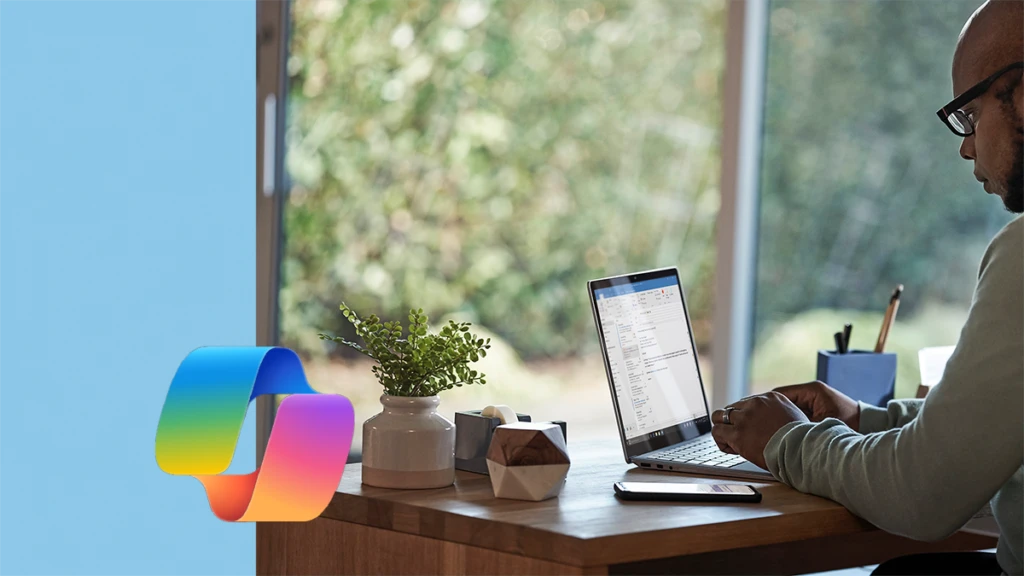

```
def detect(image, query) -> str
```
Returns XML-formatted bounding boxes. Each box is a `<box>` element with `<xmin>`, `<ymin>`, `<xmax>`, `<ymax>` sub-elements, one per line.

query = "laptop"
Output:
<box><xmin>588</xmin><ymin>267</ymin><xmax>774</xmax><ymax>481</ymax></box>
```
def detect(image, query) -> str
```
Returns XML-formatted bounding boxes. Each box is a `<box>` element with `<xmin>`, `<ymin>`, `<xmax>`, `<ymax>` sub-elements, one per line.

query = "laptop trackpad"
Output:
<box><xmin>733</xmin><ymin>461</ymin><xmax>771</xmax><ymax>475</ymax></box>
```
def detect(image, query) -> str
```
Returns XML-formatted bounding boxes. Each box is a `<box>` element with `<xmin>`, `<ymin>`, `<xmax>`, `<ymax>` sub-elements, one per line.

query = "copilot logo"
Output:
<box><xmin>156</xmin><ymin>347</ymin><xmax>354</xmax><ymax>521</ymax></box>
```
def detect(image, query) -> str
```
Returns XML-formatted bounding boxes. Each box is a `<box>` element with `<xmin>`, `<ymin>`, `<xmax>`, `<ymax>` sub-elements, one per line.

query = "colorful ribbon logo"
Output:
<box><xmin>156</xmin><ymin>347</ymin><xmax>354</xmax><ymax>521</ymax></box>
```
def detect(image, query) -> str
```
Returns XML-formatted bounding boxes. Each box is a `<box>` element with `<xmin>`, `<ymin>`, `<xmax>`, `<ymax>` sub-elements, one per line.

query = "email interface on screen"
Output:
<box><xmin>594</xmin><ymin>276</ymin><xmax>708</xmax><ymax>444</ymax></box>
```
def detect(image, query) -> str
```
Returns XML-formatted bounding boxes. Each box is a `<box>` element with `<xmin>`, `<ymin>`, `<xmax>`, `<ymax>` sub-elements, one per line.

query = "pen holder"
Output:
<box><xmin>816</xmin><ymin>350</ymin><xmax>897</xmax><ymax>408</ymax></box>
<box><xmin>454</xmin><ymin>410</ymin><xmax>567</xmax><ymax>475</ymax></box>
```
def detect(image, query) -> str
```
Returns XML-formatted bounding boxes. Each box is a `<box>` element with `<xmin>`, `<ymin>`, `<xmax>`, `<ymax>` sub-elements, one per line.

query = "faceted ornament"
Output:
<box><xmin>486</xmin><ymin>422</ymin><xmax>570</xmax><ymax>501</ymax></box>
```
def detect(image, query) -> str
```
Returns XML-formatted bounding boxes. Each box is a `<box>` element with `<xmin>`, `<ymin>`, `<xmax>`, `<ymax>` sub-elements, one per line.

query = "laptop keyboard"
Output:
<box><xmin>647</xmin><ymin>436</ymin><xmax>746</xmax><ymax>468</ymax></box>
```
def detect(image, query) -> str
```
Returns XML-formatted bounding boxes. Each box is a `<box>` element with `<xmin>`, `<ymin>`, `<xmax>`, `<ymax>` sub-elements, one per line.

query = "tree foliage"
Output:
<box><xmin>281</xmin><ymin>0</ymin><xmax>725</xmax><ymax>358</ymax></box>
<box><xmin>281</xmin><ymin>0</ymin><xmax>1009</xmax><ymax>362</ymax></box>
<box><xmin>755</xmin><ymin>0</ymin><xmax>1012</xmax><ymax>342</ymax></box>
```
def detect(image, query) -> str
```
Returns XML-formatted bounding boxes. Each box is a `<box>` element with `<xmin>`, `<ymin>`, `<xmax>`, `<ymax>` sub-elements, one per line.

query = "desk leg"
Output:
<box><xmin>257</xmin><ymin>518</ymin><xmax>607</xmax><ymax>576</ymax></box>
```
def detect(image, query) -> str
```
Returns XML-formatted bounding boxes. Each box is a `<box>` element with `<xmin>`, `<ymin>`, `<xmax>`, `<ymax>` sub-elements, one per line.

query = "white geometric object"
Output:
<box><xmin>485</xmin><ymin>422</ymin><xmax>570</xmax><ymax>501</ymax></box>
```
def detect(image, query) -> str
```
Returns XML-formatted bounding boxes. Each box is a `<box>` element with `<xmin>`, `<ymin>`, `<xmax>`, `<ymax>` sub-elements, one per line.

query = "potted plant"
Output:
<box><xmin>319</xmin><ymin>303</ymin><xmax>490</xmax><ymax>489</ymax></box>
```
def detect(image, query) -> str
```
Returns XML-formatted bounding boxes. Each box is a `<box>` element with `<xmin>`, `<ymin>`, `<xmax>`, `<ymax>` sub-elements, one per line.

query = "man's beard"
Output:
<box><xmin>1004</xmin><ymin>133</ymin><xmax>1024</xmax><ymax>213</ymax></box>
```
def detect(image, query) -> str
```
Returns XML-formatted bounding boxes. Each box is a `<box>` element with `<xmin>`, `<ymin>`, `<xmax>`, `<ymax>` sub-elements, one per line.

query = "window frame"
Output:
<box><xmin>256</xmin><ymin>0</ymin><xmax>289</xmax><ymax>466</ymax></box>
<box><xmin>255</xmin><ymin>0</ymin><xmax>769</xmax><ymax>455</ymax></box>
<box><xmin>711</xmin><ymin>0</ymin><xmax>768</xmax><ymax>409</ymax></box>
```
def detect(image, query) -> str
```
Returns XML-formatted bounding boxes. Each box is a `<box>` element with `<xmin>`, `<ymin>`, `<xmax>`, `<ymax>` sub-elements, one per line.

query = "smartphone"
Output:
<box><xmin>613</xmin><ymin>481</ymin><xmax>762</xmax><ymax>503</ymax></box>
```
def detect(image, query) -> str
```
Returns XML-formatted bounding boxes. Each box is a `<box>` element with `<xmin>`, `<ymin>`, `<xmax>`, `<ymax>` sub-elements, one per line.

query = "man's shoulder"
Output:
<box><xmin>980</xmin><ymin>216</ymin><xmax>1023</xmax><ymax>276</ymax></box>
<box><xmin>973</xmin><ymin>216</ymin><xmax>1023</xmax><ymax>322</ymax></box>
<box><xmin>993</xmin><ymin>215</ymin><xmax>1023</xmax><ymax>245</ymax></box>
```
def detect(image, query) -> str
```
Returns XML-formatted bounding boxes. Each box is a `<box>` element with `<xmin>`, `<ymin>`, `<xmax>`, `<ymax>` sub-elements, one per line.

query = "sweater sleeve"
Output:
<box><xmin>857</xmin><ymin>399</ymin><xmax>924</xmax><ymax>433</ymax></box>
<box><xmin>763</xmin><ymin>217</ymin><xmax>1024</xmax><ymax>542</ymax></box>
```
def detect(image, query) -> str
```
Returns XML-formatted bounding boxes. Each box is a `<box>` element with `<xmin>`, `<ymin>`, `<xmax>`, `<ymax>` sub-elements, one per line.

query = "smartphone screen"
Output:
<box><xmin>617</xmin><ymin>482</ymin><xmax>756</xmax><ymax>495</ymax></box>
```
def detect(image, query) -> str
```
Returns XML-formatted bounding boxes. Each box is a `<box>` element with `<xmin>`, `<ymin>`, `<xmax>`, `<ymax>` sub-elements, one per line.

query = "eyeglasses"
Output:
<box><xmin>937</xmin><ymin>61</ymin><xmax>1024</xmax><ymax>137</ymax></box>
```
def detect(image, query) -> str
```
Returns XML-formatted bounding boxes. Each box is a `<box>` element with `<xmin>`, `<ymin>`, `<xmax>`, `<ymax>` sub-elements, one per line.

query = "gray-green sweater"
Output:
<box><xmin>764</xmin><ymin>216</ymin><xmax>1023</xmax><ymax>575</ymax></box>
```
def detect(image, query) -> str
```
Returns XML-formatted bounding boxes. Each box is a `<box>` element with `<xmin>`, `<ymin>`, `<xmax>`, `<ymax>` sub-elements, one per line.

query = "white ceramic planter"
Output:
<box><xmin>361</xmin><ymin>394</ymin><xmax>456</xmax><ymax>489</ymax></box>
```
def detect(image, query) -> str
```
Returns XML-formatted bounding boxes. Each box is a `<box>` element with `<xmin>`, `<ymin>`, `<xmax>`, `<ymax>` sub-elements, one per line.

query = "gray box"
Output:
<box><xmin>454</xmin><ymin>410</ymin><xmax>567</xmax><ymax>475</ymax></box>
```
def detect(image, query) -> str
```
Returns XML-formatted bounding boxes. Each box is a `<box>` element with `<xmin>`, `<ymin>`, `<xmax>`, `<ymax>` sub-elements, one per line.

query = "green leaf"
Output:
<box><xmin>319</xmin><ymin>303</ymin><xmax>489</xmax><ymax>396</ymax></box>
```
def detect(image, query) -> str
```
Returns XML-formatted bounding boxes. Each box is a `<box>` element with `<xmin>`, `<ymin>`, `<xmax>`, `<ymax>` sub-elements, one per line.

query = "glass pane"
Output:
<box><xmin>752</xmin><ymin>0</ymin><xmax>1014</xmax><ymax>398</ymax></box>
<box><xmin>282</xmin><ymin>0</ymin><xmax>726</xmax><ymax>450</ymax></box>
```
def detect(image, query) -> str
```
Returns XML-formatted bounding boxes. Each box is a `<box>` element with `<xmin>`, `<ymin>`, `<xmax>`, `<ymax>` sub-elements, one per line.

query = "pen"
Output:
<box><xmin>834</xmin><ymin>332</ymin><xmax>845</xmax><ymax>354</ymax></box>
<box><xmin>843</xmin><ymin>323</ymin><xmax>853</xmax><ymax>353</ymax></box>
<box><xmin>874</xmin><ymin>285</ymin><xmax>904</xmax><ymax>353</ymax></box>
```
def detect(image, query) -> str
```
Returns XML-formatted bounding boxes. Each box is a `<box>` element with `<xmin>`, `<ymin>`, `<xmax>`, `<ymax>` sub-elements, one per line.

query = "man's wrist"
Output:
<box><xmin>847</xmin><ymin>404</ymin><xmax>861</xmax><ymax>432</ymax></box>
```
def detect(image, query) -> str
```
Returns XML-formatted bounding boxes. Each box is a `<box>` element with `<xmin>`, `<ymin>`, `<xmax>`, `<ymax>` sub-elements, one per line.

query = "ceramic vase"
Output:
<box><xmin>361</xmin><ymin>394</ymin><xmax>455</xmax><ymax>489</ymax></box>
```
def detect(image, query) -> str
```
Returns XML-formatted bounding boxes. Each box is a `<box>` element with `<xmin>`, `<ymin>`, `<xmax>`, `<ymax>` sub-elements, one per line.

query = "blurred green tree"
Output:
<box><xmin>282</xmin><ymin>0</ymin><xmax>1007</xmax><ymax>367</ymax></box>
<box><xmin>755</xmin><ymin>0</ymin><xmax>1012</xmax><ymax>343</ymax></box>
<box><xmin>281</xmin><ymin>0</ymin><xmax>725</xmax><ymax>358</ymax></box>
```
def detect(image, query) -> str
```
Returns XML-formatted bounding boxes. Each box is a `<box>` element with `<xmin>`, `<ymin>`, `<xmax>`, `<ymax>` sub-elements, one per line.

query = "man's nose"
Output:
<box><xmin>959</xmin><ymin>135</ymin><xmax>976</xmax><ymax>160</ymax></box>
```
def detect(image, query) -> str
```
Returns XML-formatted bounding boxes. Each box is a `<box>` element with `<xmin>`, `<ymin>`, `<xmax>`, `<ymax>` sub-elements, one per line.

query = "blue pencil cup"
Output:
<box><xmin>816</xmin><ymin>349</ymin><xmax>897</xmax><ymax>407</ymax></box>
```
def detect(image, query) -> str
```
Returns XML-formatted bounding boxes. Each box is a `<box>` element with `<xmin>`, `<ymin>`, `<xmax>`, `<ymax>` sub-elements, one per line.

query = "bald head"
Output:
<box><xmin>953</xmin><ymin>0</ymin><xmax>1024</xmax><ymax>95</ymax></box>
<box><xmin>949</xmin><ymin>0</ymin><xmax>1024</xmax><ymax>213</ymax></box>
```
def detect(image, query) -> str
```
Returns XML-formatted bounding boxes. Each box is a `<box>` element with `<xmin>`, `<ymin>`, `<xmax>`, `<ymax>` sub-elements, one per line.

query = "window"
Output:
<box><xmin>280</xmin><ymin>0</ymin><xmax>727</xmax><ymax>448</ymax></box>
<box><xmin>751</xmin><ymin>0</ymin><xmax>1012</xmax><ymax>397</ymax></box>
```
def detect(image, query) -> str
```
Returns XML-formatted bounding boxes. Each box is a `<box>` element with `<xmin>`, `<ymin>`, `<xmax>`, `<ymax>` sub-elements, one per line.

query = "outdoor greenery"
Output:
<box><xmin>755</xmin><ymin>0</ymin><xmax>1012</xmax><ymax>344</ymax></box>
<box><xmin>750</xmin><ymin>304</ymin><xmax>969</xmax><ymax>396</ymax></box>
<box><xmin>282</xmin><ymin>0</ymin><xmax>725</xmax><ymax>359</ymax></box>
<box><xmin>282</xmin><ymin>0</ymin><xmax>1010</xmax><ymax>389</ymax></box>
<box><xmin>319</xmin><ymin>303</ymin><xmax>491</xmax><ymax>396</ymax></box>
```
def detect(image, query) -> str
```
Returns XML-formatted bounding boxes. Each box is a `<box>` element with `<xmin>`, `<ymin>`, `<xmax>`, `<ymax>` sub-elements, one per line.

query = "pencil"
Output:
<box><xmin>874</xmin><ymin>285</ymin><xmax>904</xmax><ymax>353</ymax></box>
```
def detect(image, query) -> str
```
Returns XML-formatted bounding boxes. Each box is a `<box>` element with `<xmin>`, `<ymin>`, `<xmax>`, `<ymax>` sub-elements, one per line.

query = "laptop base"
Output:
<box><xmin>632</xmin><ymin>454</ymin><xmax>775</xmax><ymax>482</ymax></box>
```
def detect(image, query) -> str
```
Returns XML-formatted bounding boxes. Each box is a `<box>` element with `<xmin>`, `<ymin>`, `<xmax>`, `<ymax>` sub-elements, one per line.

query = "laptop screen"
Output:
<box><xmin>590</xmin><ymin>268</ymin><xmax>711</xmax><ymax>457</ymax></box>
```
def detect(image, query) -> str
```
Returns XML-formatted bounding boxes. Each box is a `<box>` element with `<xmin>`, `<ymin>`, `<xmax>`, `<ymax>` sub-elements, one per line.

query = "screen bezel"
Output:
<box><xmin>588</xmin><ymin>267</ymin><xmax>712</xmax><ymax>463</ymax></box>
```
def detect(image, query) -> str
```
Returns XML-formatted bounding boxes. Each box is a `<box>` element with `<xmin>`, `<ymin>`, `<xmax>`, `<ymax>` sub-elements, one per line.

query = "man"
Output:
<box><xmin>710</xmin><ymin>1</ymin><xmax>1023</xmax><ymax>574</ymax></box>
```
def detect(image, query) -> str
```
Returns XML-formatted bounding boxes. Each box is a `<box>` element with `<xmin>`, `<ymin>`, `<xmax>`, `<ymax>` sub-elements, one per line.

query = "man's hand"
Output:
<box><xmin>773</xmin><ymin>380</ymin><xmax>861</xmax><ymax>431</ymax></box>
<box><xmin>710</xmin><ymin>392</ymin><xmax>809</xmax><ymax>469</ymax></box>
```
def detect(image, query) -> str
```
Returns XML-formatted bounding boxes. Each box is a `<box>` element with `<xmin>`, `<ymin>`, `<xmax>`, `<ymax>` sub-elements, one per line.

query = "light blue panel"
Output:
<box><xmin>0</xmin><ymin>1</ymin><xmax>255</xmax><ymax>574</ymax></box>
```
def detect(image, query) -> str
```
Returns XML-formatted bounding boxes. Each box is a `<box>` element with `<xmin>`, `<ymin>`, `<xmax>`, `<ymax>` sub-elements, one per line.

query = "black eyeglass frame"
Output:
<box><xmin>936</xmin><ymin>61</ymin><xmax>1024</xmax><ymax>136</ymax></box>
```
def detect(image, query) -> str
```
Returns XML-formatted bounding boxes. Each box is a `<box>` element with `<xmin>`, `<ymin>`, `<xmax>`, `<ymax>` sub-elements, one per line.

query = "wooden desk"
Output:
<box><xmin>257</xmin><ymin>438</ymin><xmax>995</xmax><ymax>575</ymax></box>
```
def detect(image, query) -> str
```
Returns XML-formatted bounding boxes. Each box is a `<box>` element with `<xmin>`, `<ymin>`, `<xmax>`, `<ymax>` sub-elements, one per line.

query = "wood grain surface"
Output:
<box><xmin>259</xmin><ymin>519</ymin><xmax>608</xmax><ymax>575</ymax></box>
<box><xmin>257</xmin><ymin>520</ymin><xmax>993</xmax><ymax>575</ymax></box>
<box><xmin>318</xmin><ymin>438</ymin><xmax>996</xmax><ymax>568</ymax></box>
